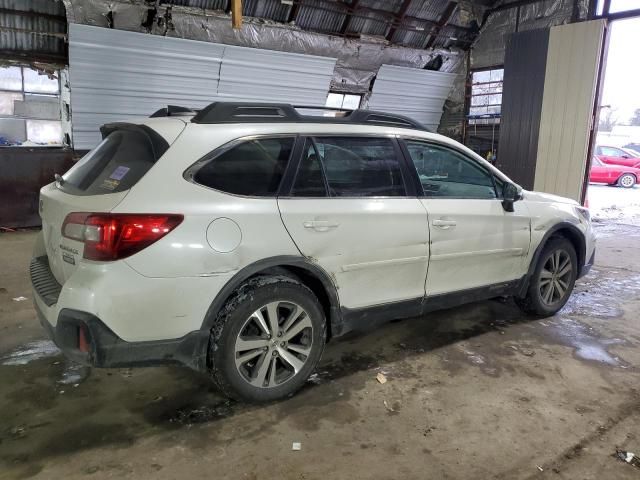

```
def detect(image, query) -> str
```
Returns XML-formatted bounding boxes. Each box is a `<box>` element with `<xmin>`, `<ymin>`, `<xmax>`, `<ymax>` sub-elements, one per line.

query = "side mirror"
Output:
<box><xmin>622</xmin><ymin>155</ymin><xmax>630</xmax><ymax>159</ymax></box>
<box><xmin>502</xmin><ymin>183</ymin><xmax>520</xmax><ymax>212</ymax></box>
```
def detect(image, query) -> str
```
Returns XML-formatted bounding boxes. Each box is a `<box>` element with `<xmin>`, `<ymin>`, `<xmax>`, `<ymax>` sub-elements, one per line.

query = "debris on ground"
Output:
<box><xmin>9</xmin><ymin>425</ymin><xmax>26</xmax><ymax>439</ymax></box>
<box><xmin>614</xmin><ymin>449</ymin><xmax>640</xmax><ymax>468</ymax></box>
<box><xmin>536</xmin><ymin>465</ymin><xmax>544</xmax><ymax>472</ymax></box>
<box><xmin>383</xmin><ymin>400</ymin><xmax>394</xmax><ymax>412</ymax></box>
<box><xmin>292</xmin><ymin>442</ymin><xmax>301</xmax><ymax>451</ymax></box>
<box><xmin>376</xmin><ymin>372</ymin><xmax>387</xmax><ymax>384</ymax></box>
<box><xmin>12</xmin><ymin>296</ymin><xmax>27</xmax><ymax>302</ymax></box>
<box><xmin>170</xmin><ymin>402</ymin><xmax>234</xmax><ymax>425</ymax></box>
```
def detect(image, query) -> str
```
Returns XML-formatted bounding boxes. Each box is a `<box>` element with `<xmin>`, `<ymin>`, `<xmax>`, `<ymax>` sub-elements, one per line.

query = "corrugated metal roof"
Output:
<box><xmin>295</xmin><ymin>0</ymin><xmax>346</xmax><ymax>33</ymax></box>
<box><xmin>160</xmin><ymin>0</ymin><xmax>227</xmax><ymax>8</ymax></box>
<box><xmin>405</xmin><ymin>0</ymin><xmax>448</xmax><ymax>21</ymax></box>
<box><xmin>0</xmin><ymin>0</ymin><xmax>66</xmax><ymax>63</ymax></box>
<box><xmin>152</xmin><ymin>0</ymin><xmax>480</xmax><ymax>50</ymax></box>
<box><xmin>243</xmin><ymin>0</ymin><xmax>291</xmax><ymax>22</ymax></box>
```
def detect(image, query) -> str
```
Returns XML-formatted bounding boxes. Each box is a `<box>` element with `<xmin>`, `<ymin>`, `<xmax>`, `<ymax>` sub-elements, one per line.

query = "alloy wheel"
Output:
<box><xmin>234</xmin><ymin>301</ymin><xmax>313</xmax><ymax>388</ymax></box>
<box><xmin>620</xmin><ymin>174</ymin><xmax>635</xmax><ymax>188</ymax></box>
<box><xmin>538</xmin><ymin>249</ymin><xmax>572</xmax><ymax>306</ymax></box>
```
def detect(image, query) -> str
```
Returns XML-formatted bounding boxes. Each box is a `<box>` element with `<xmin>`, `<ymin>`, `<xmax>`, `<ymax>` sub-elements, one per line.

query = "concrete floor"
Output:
<box><xmin>1</xmin><ymin>217</ymin><xmax>640</xmax><ymax>479</ymax></box>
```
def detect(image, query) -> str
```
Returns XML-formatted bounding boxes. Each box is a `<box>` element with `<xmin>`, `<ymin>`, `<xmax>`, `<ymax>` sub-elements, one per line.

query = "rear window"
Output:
<box><xmin>192</xmin><ymin>137</ymin><xmax>295</xmax><ymax>196</ymax></box>
<box><xmin>60</xmin><ymin>125</ymin><xmax>168</xmax><ymax>195</ymax></box>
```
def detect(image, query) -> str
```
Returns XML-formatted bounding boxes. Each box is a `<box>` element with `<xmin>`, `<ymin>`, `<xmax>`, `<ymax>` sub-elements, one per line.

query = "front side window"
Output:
<box><xmin>405</xmin><ymin>141</ymin><xmax>497</xmax><ymax>199</ymax></box>
<box><xmin>292</xmin><ymin>137</ymin><xmax>405</xmax><ymax>197</ymax></box>
<box><xmin>194</xmin><ymin>137</ymin><xmax>294</xmax><ymax>196</ymax></box>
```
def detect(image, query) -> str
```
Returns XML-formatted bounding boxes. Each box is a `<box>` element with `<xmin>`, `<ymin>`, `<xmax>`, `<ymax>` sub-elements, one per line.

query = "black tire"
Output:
<box><xmin>617</xmin><ymin>173</ymin><xmax>636</xmax><ymax>188</ymax></box>
<box><xmin>515</xmin><ymin>236</ymin><xmax>577</xmax><ymax>316</ymax></box>
<box><xmin>208</xmin><ymin>275</ymin><xmax>326</xmax><ymax>403</ymax></box>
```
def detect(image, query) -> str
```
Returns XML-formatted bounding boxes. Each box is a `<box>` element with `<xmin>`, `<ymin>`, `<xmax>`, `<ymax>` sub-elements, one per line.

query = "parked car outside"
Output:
<box><xmin>31</xmin><ymin>103</ymin><xmax>596</xmax><ymax>402</ymax></box>
<box><xmin>595</xmin><ymin>145</ymin><xmax>640</xmax><ymax>168</ymax></box>
<box><xmin>590</xmin><ymin>155</ymin><xmax>639</xmax><ymax>188</ymax></box>
<box><xmin>623</xmin><ymin>143</ymin><xmax>640</xmax><ymax>156</ymax></box>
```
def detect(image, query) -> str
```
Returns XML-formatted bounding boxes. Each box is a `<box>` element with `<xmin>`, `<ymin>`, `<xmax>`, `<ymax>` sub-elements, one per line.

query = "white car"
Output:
<box><xmin>31</xmin><ymin>103</ymin><xmax>596</xmax><ymax>402</ymax></box>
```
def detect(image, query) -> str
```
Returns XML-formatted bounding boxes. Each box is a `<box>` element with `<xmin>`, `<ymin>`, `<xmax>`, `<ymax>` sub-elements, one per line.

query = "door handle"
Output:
<box><xmin>303</xmin><ymin>220</ymin><xmax>340</xmax><ymax>232</ymax></box>
<box><xmin>432</xmin><ymin>219</ymin><xmax>457</xmax><ymax>229</ymax></box>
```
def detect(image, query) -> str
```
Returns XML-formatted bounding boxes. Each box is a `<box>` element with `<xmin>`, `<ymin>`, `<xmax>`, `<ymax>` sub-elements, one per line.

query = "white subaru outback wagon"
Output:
<box><xmin>32</xmin><ymin>102</ymin><xmax>596</xmax><ymax>402</ymax></box>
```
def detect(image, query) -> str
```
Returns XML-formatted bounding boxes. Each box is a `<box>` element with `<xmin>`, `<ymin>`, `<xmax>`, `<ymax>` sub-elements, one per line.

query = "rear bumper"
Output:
<box><xmin>30</xmin><ymin>255</ymin><xmax>210</xmax><ymax>370</ymax></box>
<box><xmin>35</xmin><ymin>301</ymin><xmax>209</xmax><ymax>370</ymax></box>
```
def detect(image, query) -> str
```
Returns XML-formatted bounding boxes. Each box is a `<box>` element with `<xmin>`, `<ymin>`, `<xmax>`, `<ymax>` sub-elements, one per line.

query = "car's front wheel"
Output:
<box><xmin>209</xmin><ymin>276</ymin><xmax>326</xmax><ymax>402</ymax></box>
<box><xmin>516</xmin><ymin>236</ymin><xmax>577</xmax><ymax>316</ymax></box>
<box><xmin>618</xmin><ymin>173</ymin><xmax>636</xmax><ymax>188</ymax></box>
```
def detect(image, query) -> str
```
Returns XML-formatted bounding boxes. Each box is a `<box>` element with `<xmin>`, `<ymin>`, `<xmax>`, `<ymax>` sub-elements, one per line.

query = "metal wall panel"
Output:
<box><xmin>69</xmin><ymin>24</ymin><xmax>336</xmax><ymax>149</ymax></box>
<box><xmin>217</xmin><ymin>46</ymin><xmax>336</xmax><ymax>105</ymax></box>
<box><xmin>534</xmin><ymin>20</ymin><xmax>605</xmax><ymax>202</ymax></box>
<box><xmin>496</xmin><ymin>28</ymin><xmax>550</xmax><ymax>189</ymax></box>
<box><xmin>367</xmin><ymin>65</ymin><xmax>456</xmax><ymax>131</ymax></box>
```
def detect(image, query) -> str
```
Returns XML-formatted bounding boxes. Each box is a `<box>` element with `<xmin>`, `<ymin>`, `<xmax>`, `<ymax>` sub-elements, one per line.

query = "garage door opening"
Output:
<box><xmin>589</xmin><ymin>11</ymin><xmax>640</xmax><ymax>226</ymax></box>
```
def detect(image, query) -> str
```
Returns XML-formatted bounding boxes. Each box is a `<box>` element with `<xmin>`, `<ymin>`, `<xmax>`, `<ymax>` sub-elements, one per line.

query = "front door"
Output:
<box><xmin>278</xmin><ymin>136</ymin><xmax>429</xmax><ymax>310</ymax></box>
<box><xmin>402</xmin><ymin>139</ymin><xmax>531</xmax><ymax>296</ymax></box>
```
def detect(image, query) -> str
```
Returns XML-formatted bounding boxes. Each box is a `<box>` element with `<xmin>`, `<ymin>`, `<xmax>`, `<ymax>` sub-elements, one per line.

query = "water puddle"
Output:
<box><xmin>57</xmin><ymin>360</ymin><xmax>91</xmax><ymax>386</ymax></box>
<box><xmin>0</xmin><ymin>340</ymin><xmax>60</xmax><ymax>365</ymax></box>
<box><xmin>543</xmin><ymin>317</ymin><xmax>628</xmax><ymax>367</ymax></box>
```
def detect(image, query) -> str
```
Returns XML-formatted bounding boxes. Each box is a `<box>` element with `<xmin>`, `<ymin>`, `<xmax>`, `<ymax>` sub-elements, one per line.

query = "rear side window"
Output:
<box><xmin>61</xmin><ymin>126</ymin><xmax>168</xmax><ymax>196</ymax></box>
<box><xmin>292</xmin><ymin>136</ymin><xmax>405</xmax><ymax>197</ymax></box>
<box><xmin>194</xmin><ymin>137</ymin><xmax>294</xmax><ymax>196</ymax></box>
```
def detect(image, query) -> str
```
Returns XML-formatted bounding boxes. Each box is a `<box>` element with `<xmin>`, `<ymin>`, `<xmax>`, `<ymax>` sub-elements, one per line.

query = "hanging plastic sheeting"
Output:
<box><xmin>368</xmin><ymin>65</ymin><xmax>457</xmax><ymax>132</ymax></box>
<box><xmin>61</xmin><ymin>0</ymin><xmax>466</xmax><ymax>94</ymax></box>
<box><xmin>471</xmin><ymin>0</ymin><xmax>589</xmax><ymax>69</ymax></box>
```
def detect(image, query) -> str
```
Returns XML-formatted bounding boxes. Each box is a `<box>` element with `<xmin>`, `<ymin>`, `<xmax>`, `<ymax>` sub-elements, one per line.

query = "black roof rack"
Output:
<box><xmin>187</xmin><ymin>102</ymin><xmax>429</xmax><ymax>131</ymax></box>
<box><xmin>150</xmin><ymin>105</ymin><xmax>198</xmax><ymax>118</ymax></box>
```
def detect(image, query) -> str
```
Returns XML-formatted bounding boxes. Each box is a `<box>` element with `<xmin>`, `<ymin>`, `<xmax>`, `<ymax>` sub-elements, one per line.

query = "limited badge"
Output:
<box><xmin>62</xmin><ymin>252</ymin><xmax>76</xmax><ymax>265</ymax></box>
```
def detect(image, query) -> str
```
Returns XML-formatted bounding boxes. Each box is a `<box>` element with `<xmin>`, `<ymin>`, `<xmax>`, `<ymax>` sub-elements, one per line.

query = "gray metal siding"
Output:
<box><xmin>367</xmin><ymin>65</ymin><xmax>456</xmax><ymax>131</ymax></box>
<box><xmin>69</xmin><ymin>24</ymin><xmax>336</xmax><ymax>149</ymax></box>
<box><xmin>496</xmin><ymin>28</ymin><xmax>550</xmax><ymax>189</ymax></box>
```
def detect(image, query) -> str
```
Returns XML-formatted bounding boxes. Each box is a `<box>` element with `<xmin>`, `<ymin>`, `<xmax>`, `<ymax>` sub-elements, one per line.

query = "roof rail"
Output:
<box><xmin>150</xmin><ymin>105</ymin><xmax>198</xmax><ymax>118</ymax></box>
<box><xmin>189</xmin><ymin>102</ymin><xmax>429</xmax><ymax>131</ymax></box>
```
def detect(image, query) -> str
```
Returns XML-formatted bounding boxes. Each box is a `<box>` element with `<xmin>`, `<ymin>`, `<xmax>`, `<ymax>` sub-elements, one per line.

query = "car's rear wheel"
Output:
<box><xmin>209</xmin><ymin>276</ymin><xmax>326</xmax><ymax>402</ymax></box>
<box><xmin>516</xmin><ymin>237</ymin><xmax>577</xmax><ymax>316</ymax></box>
<box><xmin>618</xmin><ymin>173</ymin><xmax>636</xmax><ymax>188</ymax></box>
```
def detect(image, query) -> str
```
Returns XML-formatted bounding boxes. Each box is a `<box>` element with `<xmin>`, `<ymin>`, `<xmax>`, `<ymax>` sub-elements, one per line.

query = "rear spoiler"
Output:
<box><xmin>100</xmin><ymin>122</ymin><xmax>170</xmax><ymax>162</ymax></box>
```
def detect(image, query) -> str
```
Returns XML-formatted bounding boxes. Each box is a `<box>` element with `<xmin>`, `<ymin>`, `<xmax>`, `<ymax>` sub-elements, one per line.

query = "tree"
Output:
<box><xmin>630</xmin><ymin>108</ymin><xmax>640</xmax><ymax>126</ymax></box>
<box><xmin>598</xmin><ymin>108</ymin><xmax>618</xmax><ymax>132</ymax></box>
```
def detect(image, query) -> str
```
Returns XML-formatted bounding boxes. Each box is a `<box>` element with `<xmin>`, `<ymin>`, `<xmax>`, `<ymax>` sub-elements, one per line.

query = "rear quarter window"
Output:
<box><xmin>60</xmin><ymin>125</ymin><xmax>168</xmax><ymax>195</ymax></box>
<box><xmin>191</xmin><ymin>137</ymin><xmax>295</xmax><ymax>196</ymax></box>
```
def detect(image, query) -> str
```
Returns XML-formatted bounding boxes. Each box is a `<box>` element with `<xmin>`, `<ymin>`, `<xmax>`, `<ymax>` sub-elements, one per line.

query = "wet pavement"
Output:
<box><xmin>1</xmin><ymin>223</ymin><xmax>640</xmax><ymax>479</ymax></box>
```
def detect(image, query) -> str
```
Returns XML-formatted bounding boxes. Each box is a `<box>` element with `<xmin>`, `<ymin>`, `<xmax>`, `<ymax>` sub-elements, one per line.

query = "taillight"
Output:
<box><xmin>62</xmin><ymin>213</ymin><xmax>183</xmax><ymax>261</ymax></box>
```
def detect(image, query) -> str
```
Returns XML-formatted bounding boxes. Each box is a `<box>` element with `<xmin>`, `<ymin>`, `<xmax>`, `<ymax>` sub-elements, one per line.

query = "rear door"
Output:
<box><xmin>278</xmin><ymin>136</ymin><xmax>429</xmax><ymax>310</ymax></box>
<box><xmin>40</xmin><ymin>124</ymin><xmax>171</xmax><ymax>284</ymax></box>
<box><xmin>401</xmin><ymin>139</ymin><xmax>531</xmax><ymax>296</ymax></box>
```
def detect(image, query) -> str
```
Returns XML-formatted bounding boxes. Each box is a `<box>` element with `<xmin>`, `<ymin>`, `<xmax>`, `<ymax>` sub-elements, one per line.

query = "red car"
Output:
<box><xmin>590</xmin><ymin>156</ymin><xmax>639</xmax><ymax>188</ymax></box>
<box><xmin>595</xmin><ymin>145</ymin><xmax>640</xmax><ymax>168</ymax></box>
